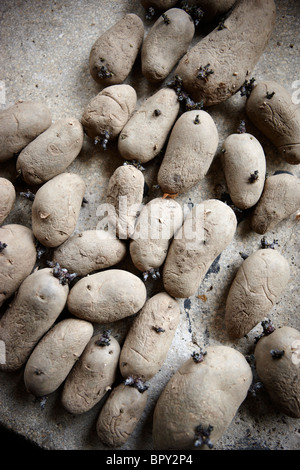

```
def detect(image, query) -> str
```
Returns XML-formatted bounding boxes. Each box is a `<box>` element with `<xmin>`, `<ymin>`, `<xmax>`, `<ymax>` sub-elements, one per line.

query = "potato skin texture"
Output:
<box><xmin>32</xmin><ymin>172</ymin><xmax>86</xmax><ymax>248</ymax></box>
<box><xmin>152</xmin><ymin>345</ymin><xmax>252</xmax><ymax>450</ymax></box>
<box><xmin>24</xmin><ymin>318</ymin><xmax>93</xmax><ymax>397</ymax></box>
<box><xmin>246</xmin><ymin>81</ymin><xmax>300</xmax><ymax>165</ymax></box>
<box><xmin>0</xmin><ymin>268</ymin><xmax>69</xmax><ymax>371</ymax></box>
<box><xmin>61</xmin><ymin>332</ymin><xmax>121</xmax><ymax>415</ymax></box>
<box><xmin>0</xmin><ymin>100</ymin><xmax>52</xmax><ymax>162</ymax></box>
<box><xmin>251</xmin><ymin>173</ymin><xmax>300</xmax><ymax>235</ymax></box>
<box><xmin>96</xmin><ymin>382</ymin><xmax>148</xmax><ymax>448</ymax></box>
<box><xmin>89</xmin><ymin>14</ymin><xmax>144</xmax><ymax>86</ymax></box>
<box><xmin>0</xmin><ymin>178</ymin><xmax>16</xmax><ymax>224</ymax></box>
<box><xmin>188</xmin><ymin>0</ymin><xmax>236</xmax><ymax>23</ymax></box>
<box><xmin>157</xmin><ymin>110</ymin><xmax>218</xmax><ymax>194</ymax></box>
<box><xmin>254</xmin><ymin>326</ymin><xmax>300</xmax><ymax>418</ymax></box>
<box><xmin>16</xmin><ymin>118</ymin><xmax>84</xmax><ymax>185</ymax></box>
<box><xmin>174</xmin><ymin>0</ymin><xmax>276</xmax><ymax>106</ymax></box>
<box><xmin>163</xmin><ymin>199</ymin><xmax>237</xmax><ymax>298</ymax></box>
<box><xmin>221</xmin><ymin>133</ymin><xmax>266</xmax><ymax>210</ymax></box>
<box><xmin>118</xmin><ymin>88</ymin><xmax>180</xmax><ymax>164</ymax></box>
<box><xmin>81</xmin><ymin>84</ymin><xmax>137</xmax><ymax>141</ymax></box>
<box><xmin>0</xmin><ymin>224</ymin><xmax>37</xmax><ymax>307</ymax></box>
<box><xmin>141</xmin><ymin>8</ymin><xmax>195</xmax><ymax>83</ymax></box>
<box><xmin>225</xmin><ymin>249</ymin><xmax>290</xmax><ymax>339</ymax></box>
<box><xmin>141</xmin><ymin>0</ymin><xmax>178</xmax><ymax>9</ymax></box>
<box><xmin>119</xmin><ymin>292</ymin><xmax>181</xmax><ymax>380</ymax></box>
<box><xmin>67</xmin><ymin>269</ymin><xmax>147</xmax><ymax>324</ymax></box>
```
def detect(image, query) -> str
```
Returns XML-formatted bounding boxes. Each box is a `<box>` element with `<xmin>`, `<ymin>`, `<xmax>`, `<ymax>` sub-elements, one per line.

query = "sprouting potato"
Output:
<box><xmin>140</xmin><ymin>0</ymin><xmax>178</xmax><ymax>11</ymax></box>
<box><xmin>187</xmin><ymin>0</ymin><xmax>236</xmax><ymax>23</ymax></box>
<box><xmin>0</xmin><ymin>177</ymin><xmax>16</xmax><ymax>224</ymax></box>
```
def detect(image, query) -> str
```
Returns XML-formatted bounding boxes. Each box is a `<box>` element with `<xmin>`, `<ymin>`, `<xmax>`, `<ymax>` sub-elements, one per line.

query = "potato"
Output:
<box><xmin>89</xmin><ymin>13</ymin><xmax>144</xmax><ymax>86</ymax></box>
<box><xmin>174</xmin><ymin>0</ymin><xmax>276</xmax><ymax>106</ymax></box>
<box><xmin>152</xmin><ymin>345</ymin><xmax>252</xmax><ymax>449</ymax></box>
<box><xmin>157</xmin><ymin>110</ymin><xmax>218</xmax><ymax>195</ymax></box>
<box><xmin>61</xmin><ymin>330</ymin><xmax>120</xmax><ymax>415</ymax></box>
<box><xmin>24</xmin><ymin>318</ymin><xmax>93</xmax><ymax>397</ymax></box>
<box><xmin>105</xmin><ymin>164</ymin><xmax>145</xmax><ymax>239</ymax></box>
<box><xmin>141</xmin><ymin>8</ymin><xmax>195</xmax><ymax>83</ymax></box>
<box><xmin>16</xmin><ymin>118</ymin><xmax>84</xmax><ymax>186</ymax></box>
<box><xmin>246</xmin><ymin>80</ymin><xmax>300</xmax><ymax>165</ymax></box>
<box><xmin>129</xmin><ymin>197</ymin><xmax>183</xmax><ymax>278</ymax></box>
<box><xmin>32</xmin><ymin>172</ymin><xmax>86</xmax><ymax>248</ymax></box>
<box><xmin>187</xmin><ymin>0</ymin><xmax>236</xmax><ymax>23</ymax></box>
<box><xmin>0</xmin><ymin>177</ymin><xmax>16</xmax><ymax>224</ymax></box>
<box><xmin>254</xmin><ymin>325</ymin><xmax>300</xmax><ymax>418</ymax></box>
<box><xmin>52</xmin><ymin>229</ymin><xmax>127</xmax><ymax>277</ymax></box>
<box><xmin>221</xmin><ymin>132</ymin><xmax>266</xmax><ymax>210</ymax></box>
<box><xmin>163</xmin><ymin>199</ymin><xmax>237</xmax><ymax>298</ymax></box>
<box><xmin>96</xmin><ymin>380</ymin><xmax>148</xmax><ymax>448</ymax></box>
<box><xmin>141</xmin><ymin>0</ymin><xmax>178</xmax><ymax>10</ymax></box>
<box><xmin>118</xmin><ymin>88</ymin><xmax>180</xmax><ymax>164</ymax></box>
<box><xmin>67</xmin><ymin>269</ymin><xmax>147</xmax><ymax>324</ymax></box>
<box><xmin>0</xmin><ymin>268</ymin><xmax>69</xmax><ymax>371</ymax></box>
<box><xmin>81</xmin><ymin>84</ymin><xmax>137</xmax><ymax>146</ymax></box>
<box><xmin>225</xmin><ymin>249</ymin><xmax>290</xmax><ymax>339</ymax></box>
<box><xmin>119</xmin><ymin>292</ymin><xmax>181</xmax><ymax>381</ymax></box>
<box><xmin>251</xmin><ymin>173</ymin><xmax>300</xmax><ymax>235</ymax></box>
<box><xmin>0</xmin><ymin>100</ymin><xmax>52</xmax><ymax>162</ymax></box>
<box><xmin>0</xmin><ymin>224</ymin><xmax>37</xmax><ymax>307</ymax></box>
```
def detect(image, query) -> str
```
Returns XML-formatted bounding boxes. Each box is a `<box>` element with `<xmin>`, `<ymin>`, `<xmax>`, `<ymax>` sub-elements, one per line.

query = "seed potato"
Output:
<box><xmin>24</xmin><ymin>318</ymin><xmax>93</xmax><ymax>397</ymax></box>
<box><xmin>32</xmin><ymin>172</ymin><xmax>86</xmax><ymax>248</ymax></box>
<box><xmin>174</xmin><ymin>0</ymin><xmax>276</xmax><ymax>106</ymax></box>
<box><xmin>67</xmin><ymin>269</ymin><xmax>147</xmax><ymax>324</ymax></box>
<box><xmin>187</xmin><ymin>0</ymin><xmax>236</xmax><ymax>23</ymax></box>
<box><xmin>157</xmin><ymin>110</ymin><xmax>219</xmax><ymax>195</ymax></box>
<box><xmin>225</xmin><ymin>249</ymin><xmax>290</xmax><ymax>339</ymax></box>
<box><xmin>141</xmin><ymin>0</ymin><xmax>178</xmax><ymax>10</ymax></box>
<box><xmin>0</xmin><ymin>177</ymin><xmax>16</xmax><ymax>224</ymax></box>
<box><xmin>16</xmin><ymin>117</ymin><xmax>84</xmax><ymax>186</ymax></box>
<box><xmin>0</xmin><ymin>268</ymin><xmax>69</xmax><ymax>371</ymax></box>
<box><xmin>0</xmin><ymin>100</ymin><xmax>52</xmax><ymax>162</ymax></box>
<box><xmin>152</xmin><ymin>345</ymin><xmax>253</xmax><ymax>450</ymax></box>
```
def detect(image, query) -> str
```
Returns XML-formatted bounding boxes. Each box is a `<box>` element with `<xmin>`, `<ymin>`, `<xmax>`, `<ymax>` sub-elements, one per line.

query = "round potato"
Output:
<box><xmin>225</xmin><ymin>249</ymin><xmax>290</xmax><ymax>339</ymax></box>
<box><xmin>16</xmin><ymin>117</ymin><xmax>84</xmax><ymax>185</ymax></box>
<box><xmin>89</xmin><ymin>13</ymin><xmax>144</xmax><ymax>86</ymax></box>
<box><xmin>221</xmin><ymin>132</ymin><xmax>266</xmax><ymax>210</ymax></box>
<box><xmin>67</xmin><ymin>269</ymin><xmax>147</xmax><ymax>324</ymax></box>
<box><xmin>0</xmin><ymin>268</ymin><xmax>69</xmax><ymax>371</ymax></box>
<box><xmin>157</xmin><ymin>110</ymin><xmax>219</xmax><ymax>195</ymax></box>
<box><xmin>0</xmin><ymin>224</ymin><xmax>37</xmax><ymax>307</ymax></box>
<box><xmin>187</xmin><ymin>0</ymin><xmax>236</xmax><ymax>23</ymax></box>
<box><xmin>61</xmin><ymin>330</ymin><xmax>121</xmax><ymax>415</ymax></box>
<box><xmin>24</xmin><ymin>318</ymin><xmax>93</xmax><ymax>397</ymax></box>
<box><xmin>0</xmin><ymin>100</ymin><xmax>52</xmax><ymax>162</ymax></box>
<box><xmin>152</xmin><ymin>345</ymin><xmax>252</xmax><ymax>449</ymax></box>
<box><xmin>32</xmin><ymin>172</ymin><xmax>86</xmax><ymax>248</ymax></box>
<box><xmin>0</xmin><ymin>177</ymin><xmax>16</xmax><ymax>224</ymax></box>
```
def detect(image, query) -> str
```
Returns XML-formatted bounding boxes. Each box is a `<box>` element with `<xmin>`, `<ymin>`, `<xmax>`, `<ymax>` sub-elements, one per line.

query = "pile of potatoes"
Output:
<box><xmin>0</xmin><ymin>0</ymin><xmax>300</xmax><ymax>451</ymax></box>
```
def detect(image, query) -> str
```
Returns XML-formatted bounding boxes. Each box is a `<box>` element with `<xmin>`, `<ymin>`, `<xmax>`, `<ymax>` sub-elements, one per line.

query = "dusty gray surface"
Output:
<box><xmin>0</xmin><ymin>0</ymin><xmax>299</xmax><ymax>451</ymax></box>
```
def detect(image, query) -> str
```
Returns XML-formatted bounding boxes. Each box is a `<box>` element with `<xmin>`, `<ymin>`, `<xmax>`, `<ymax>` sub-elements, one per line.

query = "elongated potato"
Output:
<box><xmin>129</xmin><ymin>197</ymin><xmax>183</xmax><ymax>278</ymax></box>
<box><xmin>141</xmin><ymin>8</ymin><xmax>195</xmax><ymax>83</ymax></box>
<box><xmin>157</xmin><ymin>110</ymin><xmax>218</xmax><ymax>194</ymax></box>
<box><xmin>246</xmin><ymin>80</ymin><xmax>300</xmax><ymax>165</ymax></box>
<box><xmin>221</xmin><ymin>132</ymin><xmax>266</xmax><ymax>209</ymax></box>
<box><xmin>0</xmin><ymin>178</ymin><xmax>16</xmax><ymax>224</ymax></box>
<box><xmin>251</xmin><ymin>173</ymin><xmax>300</xmax><ymax>234</ymax></box>
<box><xmin>225</xmin><ymin>249</ymin><xmax>290</xmax><ymax>339</ymax></box>
<box><xmin>67</xmin><ymin>269</ymin><xmax>147</xmax><ymax>324</ymax></box>
<box><xmin>89</xmin><ymin>14</ymin><xmax>144</xmax><ymax>86</ymax></box>
<box><xmin>254</xmin><ymin>326</ymin><xmax>300</xmax><ymax>418</ymax></box>
<box><xmin>0</xmin><ymin>100</ymin><xmax>52</xmax><ymax>162</ymax></box>
<box><xmin>32</xmin><ymin>172</ymin><xmax>86</xmax><ymax>248</ymax></box>
<box><xmin>152</xmin><ymin>345</ymin><xmax>252</xmax><ymax>449</ymax></box>
<box><xmin>187</xmin><ymin>0</ymin><xmax>236</xmax><ymax>23</ymax></box>
<box><xmin>119</xmin><ymin>292</ymin><xmax>181</xmax><ymax>380</ymax></box>
<box><xmin>163</xmin><ymin>199</ymin><xmax>237</xmax><ymax>298</ymax></box>
<box><xmin>174</xmin><ymin>0</ymin><xmax>276</xmax><ymax>106</ymax></box>
<box><xmin>24</xmin><ymin>318</ymin><xmax>93</xmax><ymax>397</ymax></box>
<box><xmin>0</xmin><ymin>224</ymin><xmax>37</xmax><ymax>307</ymax></box>
<box><xmin>61</xmin><ymin>330</ymin><xmax>120</xmax><ymax>414</ymax></box>
<box><xmin>16</xmin><ymin>118</ymin><xmax>84</xmax><ymax>185</ymax></box>
<box><xmin>118</xmin><ymin>88</ymin><xmax>180</xmax><ymax>164</ymax></box>
<box><xmin>0</xmin><ymin>268</ymin><xmax>69</xmax><ymax>371</ymax></box>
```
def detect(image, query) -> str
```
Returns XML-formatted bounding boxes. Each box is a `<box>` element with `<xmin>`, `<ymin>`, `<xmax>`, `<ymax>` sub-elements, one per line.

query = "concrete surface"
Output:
<box><xmin>0</xmin><ymin>0</ymin><xmax>299</xmax><ymax>451</ymax></box>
